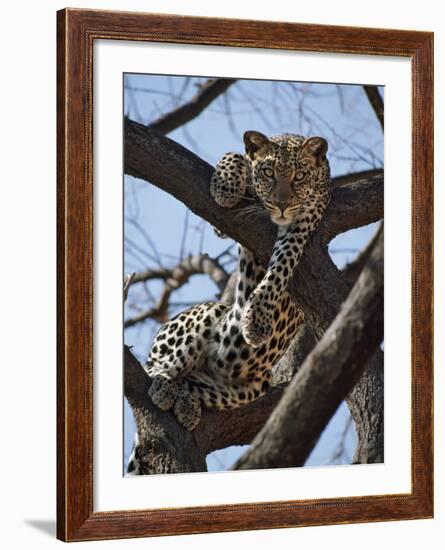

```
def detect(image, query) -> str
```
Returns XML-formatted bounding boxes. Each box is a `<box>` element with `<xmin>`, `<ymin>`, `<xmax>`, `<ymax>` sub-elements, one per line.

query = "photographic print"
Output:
<box><xmin>57</xmin><ymin>9</ymin><xmax>433</xmax><ymax>540</ymax></box>
<box><xmin>123</xmin><ymin>74</ymin><xmax>384</xmax><ymax>476</ymax></box>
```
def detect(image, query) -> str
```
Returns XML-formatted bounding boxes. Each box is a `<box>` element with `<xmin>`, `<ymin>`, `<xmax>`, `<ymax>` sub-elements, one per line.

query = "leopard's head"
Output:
<box><xmin>244</xmin><ymin>131</ymin><xmax>330</xmax><ymax>226</ymax></box>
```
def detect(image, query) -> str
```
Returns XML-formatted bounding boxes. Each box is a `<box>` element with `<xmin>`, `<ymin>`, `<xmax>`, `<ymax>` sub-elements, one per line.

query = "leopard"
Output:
<box><xmin>127</xmin><ymin>130</ymin><xmax>330</xmax><ymax>474</ymax></box>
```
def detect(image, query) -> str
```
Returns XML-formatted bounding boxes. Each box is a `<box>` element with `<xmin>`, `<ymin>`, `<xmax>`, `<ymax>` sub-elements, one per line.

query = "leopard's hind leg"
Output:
<box><xmin>186</xmin><ymin>368</ymin><xmax>272</xmax><ymax>410</ymax></box>
<box><xmin>216</xmin><ymin>245</ymin><xmax>266</xmax><ymax>378</ymax></box>
<box><xmin>144</xmin><ymin>301</ymin><xmax>228</xmax><ymax>417</ymax></box>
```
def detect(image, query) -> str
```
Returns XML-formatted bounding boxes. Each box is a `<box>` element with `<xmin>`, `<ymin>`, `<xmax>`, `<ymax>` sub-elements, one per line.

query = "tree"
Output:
<box><xmin>123</xmin><ymin>76</ymin><xmax>384</xmax><ymax>474</ymax></box>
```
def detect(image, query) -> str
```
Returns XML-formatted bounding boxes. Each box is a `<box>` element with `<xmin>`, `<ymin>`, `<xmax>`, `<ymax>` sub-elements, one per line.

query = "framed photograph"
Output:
<box><xmin>57</xmin><ymin>8</ymin><xmax>433</xmax><ymax>542</ymax></box>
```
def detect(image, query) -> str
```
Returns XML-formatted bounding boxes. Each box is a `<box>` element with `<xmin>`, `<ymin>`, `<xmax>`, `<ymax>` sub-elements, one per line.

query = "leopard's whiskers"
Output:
<box><xmin>236</xmin><ymin>203</ymin><xmax>263</xmax><ymax>213</ymax></box>
<box><xmin>235</xmin><ymin>204</ymin><xmax>267</xmax><ymax>220</ymax></box>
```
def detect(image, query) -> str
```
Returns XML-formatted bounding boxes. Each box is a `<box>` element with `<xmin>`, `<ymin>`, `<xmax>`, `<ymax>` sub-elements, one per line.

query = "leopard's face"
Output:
<box><xmin>244</xmin><ymin>131</ymin><xmax>330</xmax><ymax>226</ymax></box>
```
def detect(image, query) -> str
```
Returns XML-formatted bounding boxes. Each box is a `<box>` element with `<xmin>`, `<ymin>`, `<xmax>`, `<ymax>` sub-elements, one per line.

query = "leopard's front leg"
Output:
<box><xmin>242</xmin><ymin>212</ymin><xmax>320</xmax><ymax>347</ymax></box>
<box><xmin>210</xmin><ymin>152</ymin><xmax>248</xmax><ymax>208</ymax></box>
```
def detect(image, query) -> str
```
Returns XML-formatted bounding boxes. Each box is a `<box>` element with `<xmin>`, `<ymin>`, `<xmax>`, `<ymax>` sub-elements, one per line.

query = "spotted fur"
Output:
<box><xmin>128</xmin><ymin>131</ymin><xmax>331</xmax><ymax>473</ymax></box>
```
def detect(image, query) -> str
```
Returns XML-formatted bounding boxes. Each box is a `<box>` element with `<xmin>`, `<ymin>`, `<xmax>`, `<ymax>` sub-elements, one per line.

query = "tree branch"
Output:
<box><xmin>124</xmin><ymin>119</ymin><xmax>383</xmax><ymax>250</ymax></box>
<box><xmin>363</xmin><ymin>85</ymin><xmax>384</xmax><ymax>130</ymax></box>
<box><xmin>330</xmin><ymin>168</ymin><xmax>383</xmax><ymax>189</ymax></box>
<box><xmin>124</xmin><ymin>119</ymin><xmax>383</xmax><ymax>333</ymax></box>
<box><xmin>130</xmin><ymin>253</ymin><xmax>229</xmax><ymax>290</ymax></box>
<box><xmin>124</xmin><ymin>120</ymin><xmax>385</xmax><ymax>470</ymax></box>
<box><xmin>125</xmin><ymin>253</ymin><xmax>229</xmax><ymax>326</ymax></box>
<box><xmin>342</xmin><ymin>222</ymin><xmax>383</xmax><ymax>286</ymax></box>
<box><xmin>346</xmin><ymin>349</ymin><xmax>384</xmax><ymax>464</ymax></box>
<box><xmin>123</xmin><ymin>272</ymin><xmax>135</xmax><ymax>302</ymax></box>
<box><xmin>234</xmin><ymin>228</ymin><xmax>383</xmax><ymax>470</ymax></box>
<box><xmin>149</xmin><ymin>78</ymin><xmax>237</xmax><ymax>135</ymax></box>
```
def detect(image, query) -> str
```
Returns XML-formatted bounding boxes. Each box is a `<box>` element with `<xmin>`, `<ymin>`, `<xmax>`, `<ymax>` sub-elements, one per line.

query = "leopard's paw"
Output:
<box><xmin>173</xmin><ymin>389</ymin><xmax>201</xmax><ymax>431</ymax></box>
<box><xmin>210</xmin><ymin>153</ymin><xmax>247</xmax><ymax>208</ymax></box>
<box><xmin>242</xmin><ymin>294</ymin><xmax>272</xmax><ymax>348</ymax></box>
<box><xmin>148</xmin><ymin>376</ymin><xmax>179</xmax><ymax>411</ymax></box>
<box><xmin>242</xmin><ymin>317</ymin><xmax>270</xmax><ymax>348</ymax></box>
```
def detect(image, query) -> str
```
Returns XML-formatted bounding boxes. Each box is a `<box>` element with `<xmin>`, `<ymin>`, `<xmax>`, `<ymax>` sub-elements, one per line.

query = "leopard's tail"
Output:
<box><xmin>186</xmin><ymin>371</ymin><xmax>271</xmax><ymax>410</ymax></box>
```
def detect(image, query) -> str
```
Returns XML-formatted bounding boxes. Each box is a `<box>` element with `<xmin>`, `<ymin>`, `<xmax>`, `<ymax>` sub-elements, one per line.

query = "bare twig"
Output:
<box><xmin>123</xmin><ymin>272</ymin><xmax>136</xmax><ymax>302</ymax></box>
<box><xmin>129</xmin><ymin>253</ymin><xmax>229</xmax><ymax>290</ymax></box>
<box><xmin>124</xmin><ymin>254</ymin><xmax>230</xmax><ymax>327</ymax></box>
<box><xmin>179</xmin><ymin>209</ymin><xmax>190</xmax><ymax>260</ymax></box>
<box><xmin>125</xmin><ymin>217</ymin><xmax>162</xmax><ymax>265</ymax></box>
<box><xmin>124</xmin><ymin>235</ymin><xmax>159</xmax><ymax>265</ymax></box>
<box><xmin>149</xmin><ymin>78</ymin><xmax>237</xmax><ymax>135</ymax></box>
<box><xmin>363</xmin><ymin>85</ymin><xmax>384</xmax><ymax>130</ymax></box>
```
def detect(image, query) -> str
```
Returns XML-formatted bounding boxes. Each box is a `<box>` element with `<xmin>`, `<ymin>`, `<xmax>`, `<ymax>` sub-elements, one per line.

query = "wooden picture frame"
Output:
<box><xmin>57</xmin><ymin>8</ymin><xmax>433</xmax><ymax>542</ymax></box>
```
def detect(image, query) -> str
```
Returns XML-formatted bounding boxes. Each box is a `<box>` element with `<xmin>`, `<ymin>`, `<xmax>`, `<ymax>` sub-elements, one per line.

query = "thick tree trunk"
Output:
<box><xmin>289</xmin><ymin>230</ymin><xmax>384</xmax><ymax>466</ymax></box>
<box><xmin>234</xmin><ymin>229</ymin><xmax>384</xmax><ymax>470</ymax></box>
<box><xmin>347</xmin><ymin>354</ymin><xmax>384</xmax><ymax>464</ymax></box>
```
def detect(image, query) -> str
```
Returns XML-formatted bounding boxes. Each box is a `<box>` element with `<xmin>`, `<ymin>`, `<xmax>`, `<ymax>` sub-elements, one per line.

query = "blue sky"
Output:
<box><xmin>123</xmin><ymin>74</ymin><xmax>383</xmax><ymax>472</ymax></box>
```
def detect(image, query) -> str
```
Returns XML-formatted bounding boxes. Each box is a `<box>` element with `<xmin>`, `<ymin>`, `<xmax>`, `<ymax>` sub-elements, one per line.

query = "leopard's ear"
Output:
<box><xmin>243</xmin><ymin>131</ymin><xmax>270</xmax><ymax>159</ymax></box>
<box><xmin>302</xmin><ymin>136</ymin><xmax>328</xmax><ymax>166</ymax></box>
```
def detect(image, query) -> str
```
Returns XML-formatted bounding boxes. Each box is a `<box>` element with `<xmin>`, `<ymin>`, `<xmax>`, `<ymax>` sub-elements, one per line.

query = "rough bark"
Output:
<box><xmin>272</xmin><ymin>323</ymin><xmax>316</xmax><ymax>386</ymax></box>
<box><xmin>124</xmin><ymin>347</ymin><xmax>206</xmax><ymax>473</ymax></box>
<box><xmin>234</xmin><ymin>229</ymin><xmax>383</xmax><ymax>470</ymax></box>
<box><xmin>124</xmin><ymin>120</ymin><xmax>385</xmax><ymax>472</ymax></box>
<box><xmin>346</xmin><ymin>351</ymin><xmax>384</xmax><ymax>464</ymax></box>
<box><xmin>330</xmin><ymin>168</ymin><xmax>383</xmax><ymax>189</ymax></box>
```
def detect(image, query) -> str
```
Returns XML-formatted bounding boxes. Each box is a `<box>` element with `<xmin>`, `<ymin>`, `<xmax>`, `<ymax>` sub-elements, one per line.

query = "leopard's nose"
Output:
<box><xmin>276</xmin><ymin>201</ymin><xmax>289</xmax><ymax>213</ymax></box>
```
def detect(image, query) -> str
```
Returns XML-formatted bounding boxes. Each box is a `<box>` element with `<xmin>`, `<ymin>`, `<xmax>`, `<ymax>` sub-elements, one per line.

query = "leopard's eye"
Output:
<box><xmin>294</xmin><ymin>172</ymin><xmax>306</xmax><ymax>182</ymax></box>
<box><xmin>262</xmin><ymin>167</ymin><xmax>274</xmax><ymax>179</ymax></box>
